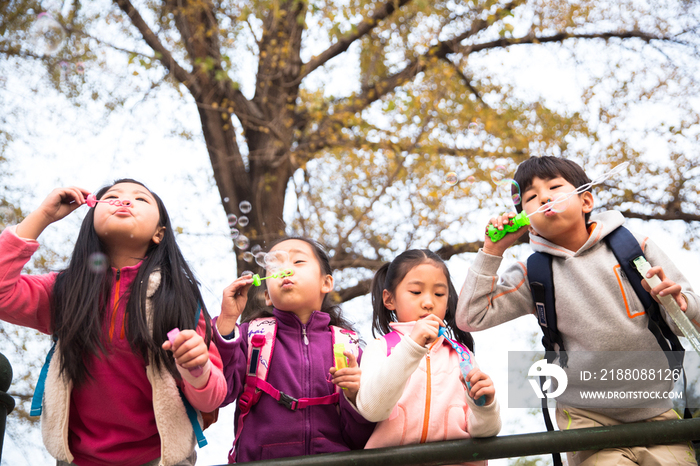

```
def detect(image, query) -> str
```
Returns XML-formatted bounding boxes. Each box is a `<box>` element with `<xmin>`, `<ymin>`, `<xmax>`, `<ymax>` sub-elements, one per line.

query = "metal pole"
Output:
<box><xmin>0</xmin><ymin>353</ymin><xmax>15</xmax><ymax>464</ymax></box>
<box><xmin>219</xmin><ymin>417</ymin><xmax>700</xmax><ymax>466</ymax></box>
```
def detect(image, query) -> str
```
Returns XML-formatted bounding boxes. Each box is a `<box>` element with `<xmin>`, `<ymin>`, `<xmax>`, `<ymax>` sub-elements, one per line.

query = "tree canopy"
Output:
<box><xmin>2</xmin><ymin>0</ymin><xmax>700</xmax><ymax>304</ymax></box>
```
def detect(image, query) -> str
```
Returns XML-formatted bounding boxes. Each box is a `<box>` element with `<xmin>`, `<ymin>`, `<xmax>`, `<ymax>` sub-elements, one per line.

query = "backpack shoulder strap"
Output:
<box><xmin>605</xmin><ymin>227</ymin><xmax>685</xmax><ymax>367</ymax></box>
<box><xmin>231</xmin><ymin>317</ymin><xmax>278</xmax><ymax>460</ymax></box>
<box><xmin>383</xmin><ymin>331</ymin><xmax>402</xmax><ymax>357</ymax></box>
<box><xmin>527</xmin><ymin>252</ymin><xmax>567</xmax><ymax>367</ymax></box>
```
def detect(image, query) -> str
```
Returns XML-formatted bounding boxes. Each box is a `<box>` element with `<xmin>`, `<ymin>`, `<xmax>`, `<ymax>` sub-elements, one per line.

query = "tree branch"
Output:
<box><xmin>113</xmin><ymin>0</ymin><xmax>196</xmax><ymax>94</ymax></box>
<box><xmin>618</xmin><ymin>210</ymin><xmax>700</xmax><ymax>223</ymax></box>
<box><xmin>293</xmin><ymin>0</ymin><xmax>414</xmax><ymax>85</ymax></box>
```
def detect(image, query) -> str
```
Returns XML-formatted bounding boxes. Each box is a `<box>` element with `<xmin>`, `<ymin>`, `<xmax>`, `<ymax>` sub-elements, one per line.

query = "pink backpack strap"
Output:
<box><xmin>231</xmin><ymin>318</ymin><xmax>277</xmax><ymax>462</ymax></box>
<box><xmin>383</xmin><ymin>331</ymin><xmax>402</xmax><ymax>356</ymax></box>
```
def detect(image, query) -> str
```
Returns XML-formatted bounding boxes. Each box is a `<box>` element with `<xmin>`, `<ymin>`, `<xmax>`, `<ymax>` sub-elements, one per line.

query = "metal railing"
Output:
<box><xmin>219</xmin><ymin>417</ymin><xmax>700</xmax><ymax>466</ymax></box>
<box><xmin>0</xmin><ymin>353</ymin><xmax>15</xmax><ymax>464</ymax></box>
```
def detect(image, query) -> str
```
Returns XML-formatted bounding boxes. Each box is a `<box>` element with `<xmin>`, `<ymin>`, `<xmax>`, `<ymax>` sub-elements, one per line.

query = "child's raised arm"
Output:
<box><xmin>16</xmin><ymin>186</ymin><xmax>90</xmax><ymax>240</ymax></box>
<box><xmin>217</xmin><ymin>274</ymin><xmax>255</xmax><ymax>336</ymax></box>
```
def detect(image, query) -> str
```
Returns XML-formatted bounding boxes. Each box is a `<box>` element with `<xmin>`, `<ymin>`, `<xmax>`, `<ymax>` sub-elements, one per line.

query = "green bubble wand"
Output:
<box><xmin>487</xmin><ymin>162</ymin><xmax>629</xmax><ymax>242</ymax></box>
<box><xmin>250</xmin><ymin>269</ymin><xmax>294</xmax><ymax>286</ymax></box>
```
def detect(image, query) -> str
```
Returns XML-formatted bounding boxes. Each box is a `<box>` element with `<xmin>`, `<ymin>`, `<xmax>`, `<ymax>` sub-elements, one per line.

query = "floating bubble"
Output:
<box><xmin>255</xmin><ymin>252</ymin><xmax>267</xmax><ymax>267</ymax></box>
<box><xmin>239</xmin><ymin>201</ymin><xmax>252</xmax><ymax>214</ymax></box>
<box><xmin>445</xmin><ymin>172</ymin><xmax>458</xmax><ymax>186</ymax></box>
<box><xmin>229</xmin><ymin>228</ymin><xmax>239</xmax><ymax>239</ymax></box>
<box><xmin>265</xmin><ymin>250</ymin><xmax>290</xmax><ymax>270</ymax></box>
<box><xmin>490</xmin><ymin>165</ymin><xmax>507</xmax><ymax>185</ymax></box>
<box><xmin>75</xmin><ymin>62</ymin><xmax>85</xmax><ymax>74</ymax></box>
<box><xmin>468</xmin><ymin>122</ymin><xmax>479</xmax><ymax>134</ymax></box>
<box><xmin>466</xmin><ymin>175</ymin><xmax>476</xmax><ymax>185</ymax></box>
<box><xmin>223</xmin><ymin>197</ymin><xmax>230</xmax><ymax>203</ymax></box>
<box><xmin>29</xmin><ymin>13</ymin><xmax>66</xmax><ymax>56</ymax></box>
<box><xmin>237</xmin><ymin>216</ymin><xmax>249</xmax><ymax>227</ymax></box>
<box><xmin>251</xmin><ymin>244</ymin><xmax>262</xmax><ymax>254</ymax></box>
<box><xmin>235</xmin><ymin>235</ymin><xmax>250</xmax><ymax>250</ymax></box>
<box><xmin>241</xmin><ymin>270</ymin><xmax>254</xmax><ymax>277</ymax></box>
<box><xmin>87</xmin><ymin>252</ymin><xmax>108</xmax><ymax>273</ymax></box>
<box><xmin>548</xmin><ymin>193</ymin><xmax>571</xmax><ymax>213</ymax></box>
<box><xmin>227</xmin><ymin>214</ymin><xmax>237</xmax><ymax>227</ymax></box>
<box><xmin>497</xmin><ymin>179</ymin><xmax>522</xmax><ymax>206</ymax></box>
<box><xmin>242</xmin><ymin>252</ymin><xmax>254</xmax><ymax>263</ymax></box>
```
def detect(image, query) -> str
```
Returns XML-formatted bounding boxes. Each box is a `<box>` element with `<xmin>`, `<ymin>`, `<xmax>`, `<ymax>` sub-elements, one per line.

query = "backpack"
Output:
<box><xmin>230</xmin><ymin>317</ymin><xmax>359</xmax><ymax>461</ymax></box>
<box><xmin>527</xmin><ymin>226</ymin><xmax>690</xmax><ymax>465</ymax></box>
<box><xmin>31</xmin><ymin>305</ymin><xmax>209</xmax><ymax>448</ymax></box>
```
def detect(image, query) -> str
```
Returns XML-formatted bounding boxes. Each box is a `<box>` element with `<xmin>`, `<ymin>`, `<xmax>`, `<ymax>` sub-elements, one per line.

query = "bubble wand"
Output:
<box><xmin>250</xmin><ymin>269</ymin><xmax>294</xmax><ymax>287</ymax></box>
<box><xmin>85</xmin><ymin>193</ymin><xmax>131</xmax><ymax>208</ymax></box>
<box><xmin>437</xmin><ymin>327</ymin><xmax>486</xmax><ymax>406</ymax></box>
<box><xmin>487</xmin><ymin>162</ymin><xmax>629</xmax><ymax>242</ymax></box>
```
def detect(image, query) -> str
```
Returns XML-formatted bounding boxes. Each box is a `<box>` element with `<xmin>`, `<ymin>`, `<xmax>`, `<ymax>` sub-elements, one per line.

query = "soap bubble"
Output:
<box><xmin>238</xmin><ymin>216</ymin><xmax>249</xmax><ymax>227</ymax></box>
<box><xmin>227</xmin><ymin>214</ymin><xmax>237</xmax><ymax>227</ymax></box>
<box><xmin>265</xmin><ymin>250</ymin><xmax>289</xmax><ymax>270</ymax></box>
<box><xmin>29</xmin><ymin>13</ymin><xmax>66</xmax><ymax>56</ymax></box>
<box><xmin>235</xmin><ymin>235</ymin><xmax>250</xmax><ymax>250</ymax></box>
<box><xmin>223</xmin><ymin>197</ymin><xmax>230</xmax><ymax>203</ymax></box>
<box><xmin>75</xmin><ymin>62</ymin><xmax>85</xmax><ymax>74</ymax></box>
<box><xmin>255</xmin><ymin>252</ymin><xmax>267</xmax><ymax>267</ymax></box>
<box><xmin>229</xmin><ymin>228</ymin><xmax>239</xmax><ymax>239</ymax></box>
<box><xmin>445</xmin><ymin>172</ymin><xmax>458</xmax><ymax>186</ymax></box>
<box><xmin>239</xmin><ymin>201</ymin><xmax>252</xmax><ymax>214</ymax></box>
<box><xmin>490</xmin><ymin>165</ymin><xmax>507</xmax><ymax>185</ymax></box>
<box><xmin>466</xmin><ymin>175</ymin><xmax>476</xmax><ymax>185</ymax></box>
<box><xmin>87</xmin><ymin>252</ymin><xmax>109</xmax><ymax>273</ymax></box>
<box><xmin>241</xmin><ymin>270</ymin><xmax>254</xmax><ymax>277</ymax></box>
<box><xmin>468</xmin><ymin>122</ymin><xmax>479</xmax><ymax>134</ymax></box>
<box><xmin>548</xmin><ymin>193</ymin><xmax>571</xmax><ymax>213</ymax></box>
<box><xmin>243</xmin><ymin>252</ymin><xmax>254</xmax><ymax>263</ymax></box>
<box><xmin>251</xmin><ymin>244</ymin><xmax>262</xmax><ymax>254</ymax></box>
<box><xmin>497</xmin><ymin>179</ymin><xmax>521</xmax><ymax>205</ymax></box>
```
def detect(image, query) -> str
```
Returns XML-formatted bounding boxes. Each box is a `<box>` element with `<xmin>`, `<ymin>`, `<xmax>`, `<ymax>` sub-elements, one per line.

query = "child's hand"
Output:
<box><xmin>409</xmin><ymin>314</ymin><xmax>443</xmax><ymax>347</ymax></box>
<box><xmin>330</xmin><ymin>352</ymin><xmax>360</xmax><ymax>404</ymax></box>
<box><xmin>218</xmin><ymin>275</ymin><xmax>255</xmax><ymax>335</ymax></box>
<box><xmin>162</xmin><ymin>329</ymin><xmax>209</xmax><ymax>370</ymax></box>
<box><xmin>482</xmin><ymin>212</ymin><xmax>528</xmax><ymax>257</ymax></box>
<box><xmin>16</xmin><ymin>187</ymin><xmax>90</xmax><ymax>240</ymax></box>
<box><xmin>641</xmin><ymin>265</ymin><xmax>688</xmax><ymax>311</ymax></box>
<box><xmin>461</xmin><ymin>368</ymin><xmax>495</xmax><ymax>406</ymax></box>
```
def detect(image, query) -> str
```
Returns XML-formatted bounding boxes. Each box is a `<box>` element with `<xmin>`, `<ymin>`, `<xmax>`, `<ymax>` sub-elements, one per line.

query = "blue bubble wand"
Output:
<box><xmin>438</xmin><ymin>327</ymin><xmax>486</xmax><ymax>406</ymax></box>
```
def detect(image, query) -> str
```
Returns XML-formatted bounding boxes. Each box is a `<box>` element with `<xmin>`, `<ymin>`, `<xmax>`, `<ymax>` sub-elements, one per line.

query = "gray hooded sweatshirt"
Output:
<box><xmin>457</xmin><ymin>210</ymin><xmax>700</xmax><ymax>422</ymax></box>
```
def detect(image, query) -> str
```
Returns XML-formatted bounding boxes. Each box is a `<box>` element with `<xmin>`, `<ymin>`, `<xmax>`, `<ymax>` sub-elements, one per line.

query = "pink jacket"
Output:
<box><xmin>357</xmin><ymin>322</ymin><xmax>501</xmax><ymax>464</ymax></box>
<box><xmin>0</xmin><ymin>227</ymin><xmax>226</xmax><ymax>466</ymax></box>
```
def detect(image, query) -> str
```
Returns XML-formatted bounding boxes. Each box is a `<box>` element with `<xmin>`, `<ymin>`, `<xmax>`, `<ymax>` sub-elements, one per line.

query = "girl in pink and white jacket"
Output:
<box><xmin>356</xmin><ymin>249</ymin><xmax>501</xmax><ymax>463</ymax></box>
<box><xmin>0</xmin><ymin>181</ymin><xmax>226</xmax><ymax>466</ymax></box>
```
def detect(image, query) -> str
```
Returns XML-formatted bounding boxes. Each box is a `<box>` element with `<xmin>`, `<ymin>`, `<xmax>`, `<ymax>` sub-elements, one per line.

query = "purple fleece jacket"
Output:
<box><xmin>215</xmin><ymin>308</ymin><xmax>375</xmax><ymax>463</ymax></box>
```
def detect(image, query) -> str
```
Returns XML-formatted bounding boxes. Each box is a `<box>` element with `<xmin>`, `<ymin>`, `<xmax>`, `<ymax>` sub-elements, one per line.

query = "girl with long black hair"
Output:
<box><xmin>0</xmin><ymin>181</ymin><xmax>226</xmax><ymax>466</ymax></box>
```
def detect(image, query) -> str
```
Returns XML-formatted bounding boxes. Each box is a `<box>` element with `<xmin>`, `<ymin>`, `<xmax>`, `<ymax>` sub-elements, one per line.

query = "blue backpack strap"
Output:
<box><xmin>525</xmin><ymin>253</ymin><xmax>564</xmax><ymax>466</ymax></box>
<box><xmin>30</xmin><ymin>339</ymin><xmax>56</xmax><ymax>416</ymax></box>
<box><xmin>527</xmin><ymin>252</ymin><xmax>567</xmax><ymax>367</ymax></box>
<box><xmin>179</xmin><ymin>302</ymin><xmax>207</xmax><ymax>448</ymax></box>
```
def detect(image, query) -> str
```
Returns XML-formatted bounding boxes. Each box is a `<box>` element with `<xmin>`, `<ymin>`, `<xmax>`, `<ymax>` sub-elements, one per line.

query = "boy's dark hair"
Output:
<box><xmin>371</xmin><ymin>249</ymin><xmax>474</xmax><ymax>352</ymax></box>
<box><xmin>513</xmin><ymin>156</ymin><xmax>592</xmax><ymax>223</ymax></box>
<box><xmin>241</xmin><ymin>237</ymin><xmax>357</xmax><ymax>333</ymax></box>
<box><xmin>52</xmin><ymin>179</ymin><xmax>211</xmax><ymax>387</ymax></box>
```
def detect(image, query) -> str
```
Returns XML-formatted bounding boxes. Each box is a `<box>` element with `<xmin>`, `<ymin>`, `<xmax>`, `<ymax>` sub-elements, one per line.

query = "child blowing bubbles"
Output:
<box><xmin>0</xmin><ymin>181</ymin><xmax>226</xmax><ymax>466</ymax></box>
<box><xmin>356</xmin><ymin>250</ymin><xmax>501</xmax><ymax>462</ymax></box>
<box><xmin>458</xmin><ymin>156</ymin><xmax>699</xmax><ymax>466</ymax></box>
<box><xmin>215</xmin><ymin>238</ymin><xmax>374</xmax><ymax>463</ymax></box>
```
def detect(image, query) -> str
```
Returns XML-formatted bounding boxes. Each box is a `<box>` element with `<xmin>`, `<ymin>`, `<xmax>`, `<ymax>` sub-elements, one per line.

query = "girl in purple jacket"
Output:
<box><xmin>214</xmin><ymin>238</ymin><xmax>374</xmax><ymax>463</ymax></box>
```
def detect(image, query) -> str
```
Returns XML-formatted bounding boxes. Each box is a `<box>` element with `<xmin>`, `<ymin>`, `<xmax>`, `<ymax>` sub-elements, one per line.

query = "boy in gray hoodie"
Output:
<box><xmin>457</xmin><ymin>156</ymin><xmax>699</xmax><ymax>465</ymax></box>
